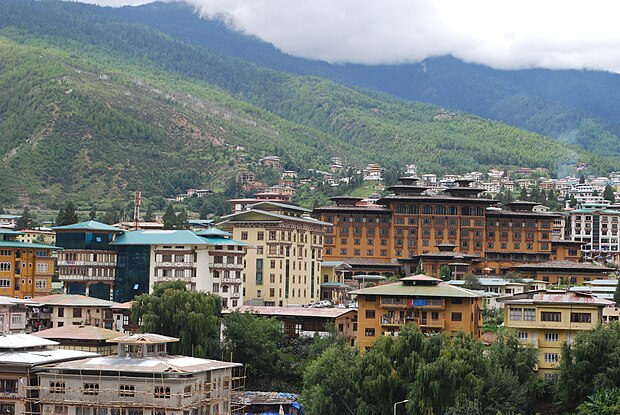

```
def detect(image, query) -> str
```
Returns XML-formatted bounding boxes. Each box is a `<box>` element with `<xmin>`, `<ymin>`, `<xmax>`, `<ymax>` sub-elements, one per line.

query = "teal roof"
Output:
<box><xmin>351</xmin><ymin>281</ymin><xmax>481</xmax><ymax>298</ymax></box>
<box><xmin>0</xmin><ymin>215</ymin><xmax>20</xmax><ymax>219</ymax></box>
<box><xmin>321</xmin><ymin>282</ymin><xmax>352</xmax><ymax>289</ymax></box>
<box><xmin>197</xmin><ymin>237</ymin><xmax>251</xmax><ymax>246</ymax></box>
<box><xmin>111</xmin><ymin>230</ymin><xmax>211</xmax><ymax>246</ymax></box>
<box><xmin>0</xmin><ymin>241</ymin><xmax>61</xmax><ymax>250</ymax></box>
<box><xmin>320</xmin><ymin>261</ymin><xmax>352</xmax><ymax>269</ymax></box>
<box><xmin>53</xmin><ymin>221</ymin><xmax>124</xmax><ymax>232</ymax></box>
<box><xmin>196</xmin><ymin>228</ymin><xmax>232</xmax><ymax>237</ymax></box>
<box><xmin>189</xmin><ymin>219</ymin><xmax>214</xmax><ymax>226</ymax></box>
<box><xmin>0</xmin><ymin>229</ymin><xmax>23</xmax><ymax>236</ymax></box>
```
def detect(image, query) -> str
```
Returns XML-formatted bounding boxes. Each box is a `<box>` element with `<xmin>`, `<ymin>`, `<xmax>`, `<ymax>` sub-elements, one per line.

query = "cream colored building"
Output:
<box><xmin>219</xmin><ymin>202</ymin><xmax>330</xmax><ymax>306</ymax></box>
<box><xmin>29</xmin><ymin>294</ymin><xmax>118</xmax><ymax>331</ymax></box>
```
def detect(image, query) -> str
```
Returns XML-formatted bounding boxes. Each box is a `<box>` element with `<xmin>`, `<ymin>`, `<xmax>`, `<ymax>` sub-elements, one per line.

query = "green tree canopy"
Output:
<box><xmin>131</xmin><ymin>281</ymin><xmax>221</xmax><ymax>358</ymax></box>
<box><xmin>604</xmin><ymin>184</ymin><xmax>616</xmax><ymax>203</ymax></box>
<box><xmin>56</xmin><ymin>201</ymin><xmax>78</xmax><ymax>226</ymax></box>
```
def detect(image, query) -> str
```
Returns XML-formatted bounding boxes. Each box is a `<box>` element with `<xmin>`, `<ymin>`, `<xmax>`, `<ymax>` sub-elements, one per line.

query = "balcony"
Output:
<box><xmin>229</xmin><ymin>292</ymin><xmax>241</xmax><ymax>298</ymax></box>
<box><xmin>222</xmin><ymin>277</ymin><xmax>242</xmax><ymax>284</ymax></box>
<box><xmin>209</xmin><ymin>263</ymin><xmax>244</xmax><ymax>270</ymax></box>
<box><xmin>155</xmin><ymin>261</ymin><xmax>194</xmax><ymax>268</ymax></box>
<box><xmin>414</xmin><ymin>299</ymin><xmax>445</xmax><ymax>310</ymax></box>
<box><xmin>419</xmin><ymin>318</ymin><xmax>445</xmax><ymax>329</ymax></box>
<box><xmin>381</xmin><ymin>316</ymin><xmax>405</xmax><ymax>326</ymax></box>
<box><xmin>380</xmin><ymin>298</ymin><xmax>406</xmax><ymax>309</ymax></box>
<box><xmin>518</xmin><ymin>337</ymin><xmax>538</xmax><ymax>347</ymax></box>
<box><xmin>57</xmin><ymin>260</ymin><xmax>116</xmax><ymax>267</ymax></box>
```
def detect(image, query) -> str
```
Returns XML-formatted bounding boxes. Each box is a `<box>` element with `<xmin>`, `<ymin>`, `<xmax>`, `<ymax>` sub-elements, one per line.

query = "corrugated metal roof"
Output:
<box><xmin>111</xmin><ymin>230</ymin><xmax>211</xmax><ymax>246</ymax></box>
<box><xmin>0</xmin><ymin>334</ymin><xmax>57</xmax><ymax>349</ymax></box>
<box><xmin>500</xmin><ymin>291</ymin><xmax>614</xmax><ymax>306</ymax></box>
<box><xmin>53</xmin><ymin>221</ymin><xmax>124</xmax><ymax>232</ymax></box>
<box><xmin>0</xmin><ymin>241</ymin><xmax>62</xmax><ymax>250</ymax></box>
<box><xmin>0</xmin><ymin>229</ymin><xmax>23</xmax><ymax>235</ymax></box>
<box><xmin>220</xmin><ymin>209</ymin><xmax>332</xmax><ymax>227</ymax></box>
<box><xmin>32</xmin><ymin>326</ymin><xmax>121</xmax><ymax>341</ymax></box>
<box><xmin>195</xmin><ymin>236</ymin><xmax>251</xmax><ymax>246</ymax></box>
<box><xmin>224</xmin><ymin>305</ymin><xmax>356</xmax><ymax>318</ymax></box>
<box><xmin>351</xmin><ymin>281</ymin><xmax>481</xmax><ymax>298</ymax></box>
<box><xmin>29</xmin><ymin>294</ymin><xmax>118</xmax><ymax>307</ymax></box>
<box><xmin>195</xmin><ymin>228</ymin><xmax>232</xmax><ymax>237</ymax></box>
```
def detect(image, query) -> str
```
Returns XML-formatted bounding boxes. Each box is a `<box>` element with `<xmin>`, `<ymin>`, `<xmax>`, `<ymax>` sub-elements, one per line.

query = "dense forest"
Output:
<box><xmin>0</xmin><ymin>0</ymin><xmax>617</xmax><ymax>208</ymax></box>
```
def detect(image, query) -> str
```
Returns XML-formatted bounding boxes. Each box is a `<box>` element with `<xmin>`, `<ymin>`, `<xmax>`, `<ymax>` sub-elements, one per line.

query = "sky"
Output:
<box><xmin>75</xmin><ymin>0</ymin><xmax>620</xmax><ymax>72</ymax></box>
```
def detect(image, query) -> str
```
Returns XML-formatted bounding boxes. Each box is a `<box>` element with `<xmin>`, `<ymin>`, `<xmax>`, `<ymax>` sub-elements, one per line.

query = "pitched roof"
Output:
<box><xmin>31</xmin><ymin>326</ymin><xmax>121</xmax><ymax>341</ymax></box>
<box><xmin>224</xmin><ymin>305</ymin><xmax>356</xmax><ymax>318</ymax></box>
<box><xmin>53</xmin><ymin>220</ymin><xmax>124</xmax><ymax>232</ymax></box>
<box><xmin>196</xmin><ymin>228</ymin><xmax>232</xmax><ymax>237</ymax></box>
<box><xmin>351</xmin><ymin>281</ymin><xmax>481</xmax><ymax>298</ymax></box>
<box><xmin>29</xmin><ymin>294</ymin><xmax>118</xmax><ymax>307</ymax></box>
<box><xmin>499</xmin><ymin>291</ymin><xmax>614</xmax><ymax>306</ymax></box>
<box><xmin>220</xmin><ymin>209</ymin><xmax>332</xmax><ymax>226</ymax></box>
<box><xmin>511</xmin><ymin>260</ymin><xmax>611</xmax><ymax>272</ymax></box>
<box><xmin>400</xmin><ymin>274</ymin><xmax>442</xmax><ymax>282</ymax></box>
<box><xmin>110</xmin><ymin>230</ymin><xmax>211</xmax><ymax>246</ymax></box>
<box><xmin>0</xmin><ymin>241</ymin><xmax>62</xmax><ymax>250</ymax></box>
<box><xmin>108</xmin><ymin>333</ymin><xmax>179</xmax><ymax>344</ymax></box>
<box><xmin>0</xmin><ymin>229</ymin><xmax>23</xmax><ymax>236</ymax></box>
<box><xmin>0</xmin><ymin>334</ymin><xmax>57</xmax><ymax>349</ymax></box>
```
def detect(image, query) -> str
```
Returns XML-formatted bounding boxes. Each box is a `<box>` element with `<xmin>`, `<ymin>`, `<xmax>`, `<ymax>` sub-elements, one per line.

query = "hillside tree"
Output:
<box><xmin>56</xmin><ymin>201</ymin><xmax>79</xmax><ymax>226</ymax></box>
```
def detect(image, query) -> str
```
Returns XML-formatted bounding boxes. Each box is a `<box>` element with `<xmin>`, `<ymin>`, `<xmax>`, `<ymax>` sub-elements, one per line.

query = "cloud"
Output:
<box><xmin>75</xmin><ymin>0</ymin><xmax>620</xmax><ymax>72</ymax></box>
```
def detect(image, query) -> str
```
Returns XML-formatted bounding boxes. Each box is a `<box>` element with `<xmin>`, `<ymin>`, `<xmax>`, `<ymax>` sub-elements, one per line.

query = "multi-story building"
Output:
<box><xmin>568</xmin><ymin>205</ymin><xmax>620</xmax><ymax>254</ymax></box>
<box><xmin>111</xmin><ymin>230</ymin><xmax>214</xmax><ymax>302</ymax></box>
<box><xmin>500</xmin><ymin>291</ymin><xmax>613</xmax><ymax>377</ymax></box>
<box><xmin>314</xmin><ymin>178</ymin><xmax>560</xmax><ymax>277</ymax></box>
<box><xmin>31</xmin><ymin>325</ymin><xmax>121</xmax><ymax>356</ymax></box>
<box><xmin>36</xmin><ymin>333</ymin><xmax>243</xmax><ymax>415</ymax></box>
<box><xmin>0</xmin><ymin>229</ymin><xmax>57</xmax><ymax>299</ymax></box>
<box><xmin>508</xmin><ymin>260</ymin><xmax>612</xmax><ymax>285</ymax></box>
<box><xmin>15</xmin><ymin>228</ymin><xmax>56</xmax><ymax>245</ymax></box>
<box><xmin>0</xmin><ymin>334</ymin><xmax>96</xmax><ymax>415</ymax></box>
<box><xmin>54</xmin><ymin>221</ymin><xmax>124</xmax><ymax>300</ymax></box>
<box><xmin>196</xmin><ymin>228</ymin><xmax>250</xmax><ymax>308</ymax></box>
<box><xmin>0</xmin><ymin>296</ymin><xmax>30</xmax><ymax>334</ymax></box>
<box><xmin>219</xmin><ymin>201</ymin><xmax>329</xmax><ymax>306</ymax></box>
<box><xmin>29</xmin><ymin>294</ymin><xmax>118</xmax><ymax>331</ymax></box>
<box><xmin>352</xmin><ymin>274</ymin><xmax>483</xmax><ymax>350</ymax></box>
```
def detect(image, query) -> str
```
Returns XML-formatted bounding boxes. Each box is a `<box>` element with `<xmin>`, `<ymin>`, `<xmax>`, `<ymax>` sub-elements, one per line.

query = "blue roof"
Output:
<box><xmin>196</xmin><ymin>228</ymin><xmax>232</xmax><ymax>237</ymax></box>
<box><xmin>197</xmin><ymin>236</ymin><xmax>251</xmax><ymax>246</ymax></box>
<box><xmin>53</xmin><ymin>221</ymin><xmax>124</xmax><ymax>233</ymax></box>
<box><xmin>110</xmin><ymin>230</ymin><xmax>211</xmax><ymax>246</ymax></box>
<box><xmin>0</xmin><ymin>229</ymin><xmax>23</xmax><ymax>236</ymax></box>
<box><xmin>0</xmin><ymin>241</ymin><xmax>61</xmax><ymax>250</ymax></box>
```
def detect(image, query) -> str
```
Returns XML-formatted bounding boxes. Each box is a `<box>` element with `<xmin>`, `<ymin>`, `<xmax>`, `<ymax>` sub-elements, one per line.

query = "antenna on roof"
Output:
<box><xmin>134</xmin><ymin>191</ymin><xmax>141</xmax><ymax>231</ymax></box>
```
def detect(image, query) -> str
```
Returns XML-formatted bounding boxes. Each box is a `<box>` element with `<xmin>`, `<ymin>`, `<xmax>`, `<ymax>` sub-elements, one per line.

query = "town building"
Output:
<box><xmin>352</xmin><ymin>274</ymin><xmax>483</xmax><ymax>350</ymax></box>
<box><xmin>0</xmin><ymin>334</ymin><xmax>96</xmax><ymax>415</ymax></box>
<box><xmin>28</xmin><ymin>294</ymin><xmax>118</xmax><ymax>331</ymax></box>
<box><xmin>509</xmin><ymin>260</ymin><xmax>612</xmax><ymax>285</ymax></box>
<box><xmin>446</xmin><ymin>278</ymin><xmax>526</xmax><ymax>309</ymax></box>
<box><xmin>31</xmin><ymin>325</ymin><xmax>121</xmax><ymax>356</ymax></box>
<box><xmin>219</xmin><ymin>201</ymin><xmax>330</xmax><ymax>306</ymax></box>
<box><xmin>319</xmin><ymin>260</ymin><xmax>353</xmax><ymax>303</ymax></box>
<box><xmin>232</xmin><ymin>391</ymin><xmax>302</xmax><ymax>415</ymax></box>
<box><xmin>14</xmin><ymin>228</ymin><xmax>56</xmax><ymax>245</ymax></box>
<box><xmin>567</xmin><ymin>205</ymin><xmax>620</xmax><ymax>255</ymax></box>
<box><xmin>110</xmin><ymin>230</ymin><xmax>215</xmax><ymax>302</ymax></box>
<box><xmin>499</xmin><ymin>291</ymin><xmax>613</xmax><ymax>377</ymax></box>
<box><xmin>0</xmin><ymin>229</ymin><xmax>58</xmax><ymax>299</ymax></box>
<box><xmin>0</xmin><ymin>296</ymin><xmax>30</xmax><ymax>334</ymax></box>
<box><xmin>225</xmin><ymin>305</ymin><xmax>357</xmax><ymax>343</ymax></box>
<box><xmin>54</xmin><ymin>221</ymin><xmax>125</xmax><ymax>300</ymax></box>
<box><xmin>0</xmin><ymin>215</ymin><xmax>20</xmax><ymax>229</ymax></box>
<box><xmin>36</xmin><ymin>333</ymin><xmax>243</xmax><ymax>415</ymax></box>
<box><xmin>196</xmin><ymin>228</ymin><xmax>250</xmax><ymax>308</ymax></box>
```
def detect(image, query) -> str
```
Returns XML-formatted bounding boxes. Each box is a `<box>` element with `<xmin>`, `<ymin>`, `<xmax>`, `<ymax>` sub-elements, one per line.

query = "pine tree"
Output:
<box><xmin>603</xmin><ymin>185</ymin><xmax>615</xmax><ymax>202</ymax></box>
<box><xmin>144</xmin><ymin>205</ymin><xmax>155</xmax><ymax>222</ymax></box>
<box><xmin>176</xmin><ymin>208</ymin><xmax>189</xmax><ymax>230</ymax></box>
<box><xmin>162</xmin><ymin>203</ymin><xmax>177</xmax><ymax>230</ymax></box>
<box><xmin>16</xmin><ymin>207</ymin><xmax>33</xmax><ymax>230</ymax></box>
<box><xmin>89</xmin><ymin>206</ymin><xmax>96</xmax><ymax>220</ymax></box>
<box><xmin>56</xmin><ymin>202</ymin><xmax>78</xmax><ymax>226</ymax></box>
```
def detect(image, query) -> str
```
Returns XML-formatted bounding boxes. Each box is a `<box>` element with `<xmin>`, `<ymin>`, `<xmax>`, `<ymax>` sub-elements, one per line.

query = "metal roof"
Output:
<box><xmin>195</xmin><ymin>228</ymin><xmax>232</xmax><ymax>237</ymax></box>
<box><xmin>108</xmin><ymin>333</ymin><xmax>179</xmax><ymax>344</ymax></box>
<box><xmin>29</xmin><ymin>294</ymin><xmax>118</xmax><ymax>307</ymax></box>
<box><xmin>320</xmin><ymin>282</ymin><xmax>352</xmax><ymax>289</ymax></box>
<box><xmin>220</xmin><ymin>209</ymin><xmax>332</xmax><ymax>227</ymax></box>
<box><xmin>499</xmin><ymin>291</ymin><xmax>614</xmax><ymax>306</ymax></box>
<box><xmin>351</xmin><ymin>281</ymin><xmax>482</xmax><ymax>298</ymax></box>
<box><xmin>53</xmin><ymin>220</ymin><xmax>124</xmax><ymax>232</ymax></box>
<box><xmin>0</xmin><ymin>334</ymin><xmax>57</xmax><ymax>349</ymax></box>
<box><xmin>224</xmin><ymin>305</ymin><xmax>357</xmax><ymax>318</ymax></box>
<box><xmin>0</xmin><ymin>229</ymin><xmax>23</xmax><ymax>235</ymax></box>
<box><xmin>0</xmin><ymin>241</ymin><xmax>62</xmax><ymax>250</ymax></box>
<box><xmin>195</xmin><ymin>236</ymin><xmax>251</xmax><ymax>246</ymax></box>
<box><xmin>32</xmin><ymin>326</ymin><xmax>121</xmax><ymax>341</ymax></box>
<box><xmin>110</xmin><ymin>230</ymin><xmax>211</xmax><ymax>246</ymax></box>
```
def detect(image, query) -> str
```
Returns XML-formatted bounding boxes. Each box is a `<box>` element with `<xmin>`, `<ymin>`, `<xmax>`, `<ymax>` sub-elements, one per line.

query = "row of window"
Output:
<box><xmin>0</xmin><ymin>279</ymin><xmax>47</xmax><ymax>289</ymax></box>
<box><xmin>510</xmin><ymin>308</ymin><xmax>592</xmax><ymax>323</ymax></box>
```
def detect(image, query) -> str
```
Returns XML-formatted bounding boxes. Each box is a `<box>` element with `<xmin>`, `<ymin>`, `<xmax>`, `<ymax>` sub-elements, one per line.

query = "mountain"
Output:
<box><xmin>111</xmin><ymin>2</ymin><xmax>620</xmax><ymax>160</ymax></box>
<box><xmin>0</xmin><ymin>0</ymin><xmax>615</xmax><ymax>207</ymax></box>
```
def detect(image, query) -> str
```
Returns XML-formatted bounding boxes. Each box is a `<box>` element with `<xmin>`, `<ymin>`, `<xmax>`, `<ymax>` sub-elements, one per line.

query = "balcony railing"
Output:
<box><xmin>518</xmin><ymin>337</ymin><xmax>538</xmax><ymax>347</ymax></box>
<box><xmin>419</xmin><ymin>318</ymin><xmax>445</xmax><ymax>328</ymax></box>
<box><xmin>381</xmin><ymin>317</ymin><xmax>405</xmax><ymax>326</ymax></box>
<box><xmin>222</xmin><ymin>278</ymin><xmax>243</xmax><ymax>284</ymax></box>
<box><xmin>210</xmin><ymin>263</ymin><xmax>244</xmax><ymax>270</ymax></box>
<box><xmin>380</xmin><ymin>298</ymin><xmax>406</xmax><ymax>308</ymax></box>
<box><xmin>57</xmin><ymin>260</ymin><xmax>116</xmax><ymax>267</ymax></box>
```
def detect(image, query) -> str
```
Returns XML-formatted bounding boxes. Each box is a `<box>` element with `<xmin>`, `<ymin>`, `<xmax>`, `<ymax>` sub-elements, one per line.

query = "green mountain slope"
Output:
<box><xmin>0</xmin><ymin>0</ymin><xmax>616</xmax><ymax>207</ymax></box>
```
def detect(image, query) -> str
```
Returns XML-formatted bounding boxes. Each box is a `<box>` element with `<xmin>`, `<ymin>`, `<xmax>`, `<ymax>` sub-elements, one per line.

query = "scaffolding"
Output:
<box><xmin>22</xmin><ymin>365</ymin><xmax>246</xmax><ymax>415</ymax></box>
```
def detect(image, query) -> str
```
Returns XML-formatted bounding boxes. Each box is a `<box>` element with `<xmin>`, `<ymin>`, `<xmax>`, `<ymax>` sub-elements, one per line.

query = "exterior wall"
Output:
<box><xmin>0</xmin><ymin>305</ymin><xmax>27</xmax><ymax>334</ymax></box>
<box><xmin>16</xmin><ymin>231</ymin><xmax>56</xmax><ymax>245</ymax></box>
<box><xmin>46</xmin><ymin>305</ymin><xmax>114</xmax><ymax>330</ymax></box>
<box><xmin>58</xmin><ymin>250</ymin><xmax>117</xmax><ymax>299</ymax></box>
<box><xmin>38</xmin><ymin>367</ymin><xmax>235</xmax><ymax>415</ymax></box>
<box><xmin>0</xmin><ymin>371</ymin><xmax>28</xmax><ymax>415</ymax></box>
<box><xmin>227</xmin><ymin>221</ymin><xmax>324</xmax><ymax>307</ymax></box>
<box><xmin>149</xmin><ymin>245</ymin><xmax>211</xmax><ymax>293</ymax></box>
<box><xmin>356</xmin><ymin>294</ymin><xmax>482</xmax><ymax>350</ymax></box>
<box><xmin>0</xmin><ymin>246</ymin><xmax>54</xmax><ymax>299</ymax></box>
<box><xmin>551</xmin><ymin>243</ymin><xmax>581</xmax><ymax>261</ymax></box>
<box><xmin>516</xmin><ymin>270</ymin><xmax>610</xmax><ymax>285</ymax></box>
<box><xmin>208</xmin><ymin>245</ymin><xmax>245</xmax><ymax>308</ymax></box>
<box><xmin>504</xmin><ymin>303</ymin><xmax>603</xmax><ymax>375</ymax></box>
<box><xmin>569</xmin><ymin>210</ymin><xmax>620</xmax><ymax>253</ymax></box>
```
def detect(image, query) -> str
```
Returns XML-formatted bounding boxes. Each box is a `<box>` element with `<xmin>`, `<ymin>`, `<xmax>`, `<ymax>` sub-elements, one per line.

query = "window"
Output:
<box><xmin>544</xmin><ymin>333</ymin><xmax>559</xmax><ymax>342</ymax></box>
<box><xmin>509</xmin><ymin>308</ymin><xmax>522</xmax><ymax>321</ymax></box>
<box><xmin>365</xmin><ymin>310</ymin><xmax>375</xmax><ymax>319</ymax></box>
<box><xmin>35</xmin><ymin>279</ymin><xmax>47</xmax><ymax>289</ymax></box>
<box><xmin>517</xmin><ymin>331</ymin><xmax>528</xmax><ymax>340</ymax></box>
<box><xmin>10</xmin><ymin>314</ymin><xmax>22</xmax><ymax>326</ymax></box>
<box><xmin>49</xmin><ymin>381</ymin><xmax>65</xmax><ymax>394</ymax></box>
<box><xmin>365</xmin><ymin>328</ymin><xmax>375</xmax><ymax>337</ymax></box>
<box><xmin>184</xmin><ymin>386</ymin><xmax>191</xmax><ymax>397</ymax></box>
<box><xmin>0</xmin><ymin>380</ymin><xmax>17</xmax><ymax>393</ymax></box>
<box><xmin>257</xmin><ymin>232</ymin><xmax>264</xmax><ymax>241</ymax></box>
<box><xmin>451</xmin><ymin>312</ymin><xmax>462</xmax><ymax>322</ymax></box>
<box><xmin>0</xmin><ymin>404</ymin><xmax>14</xmax><ymax>415</ymax></box>
<box><xmin>544</xmin><ymin>353</ymin><xmax>559</xmax><ymax>363</ymax></box>
<box><xmin>119</xmin><ymin>385</ymin><xmax>135</xmax><ymax>397</ymax></box>
<box><xmin>83</xmin><ymin>383</ymin><xmax>99</xmax><ymax>395</ymax></box>
<box><xmin>154</xmin><ymin>386</ymin><xmax>171</xmax><ymax>399</ymax></box>
<box><xmin>73</xmin><ymin>308</ymin><xmax>82</xmax><ymax>318</ymax></box>
<box><xmin>541</xmin><ymin>312</ymin><xmax>561</xmax><ymax>322</ymax></box>
<box><xmin>256</xmin><ymin>259</ymin><xmax>263</xmax><ymax>285</ymax></box>
<box><xmin>58</xmin><ymin>307</ymin><xmax>64</xmax><ymax>318</ymax></box>
<box><xmin>571</xmin><ymin>313</ymin><xmax>592</xmax><ymax>323</ymax></box>
<box><xmin>451</xmin><ymin>298</ymin><xmax>462</xmax><ymax>305</ymax></box>
<box><xmin>0</xmin><ymin>263</ymin><xmax>10</xmax><ymax>272</ymax></box>
<box><xmin>0</xmin><ymin>279</ymin><xmax>10</xmax><ymax>288</ymax></box>
<box><xmin>241</xmin><ymin>232</ymin><xmax>248</xmax><ymax>240</ymax></box>
<box><xmin>523</xmin><ymin>308</ymin><xmax>536</xmax><ymax>321</ymax></box>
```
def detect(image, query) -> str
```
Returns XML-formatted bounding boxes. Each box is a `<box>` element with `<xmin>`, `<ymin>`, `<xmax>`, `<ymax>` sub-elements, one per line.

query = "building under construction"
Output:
<box><xmin>20</xmin><ymin>333</ymin><xmax>244</xmax><ymax>415</ymax></box>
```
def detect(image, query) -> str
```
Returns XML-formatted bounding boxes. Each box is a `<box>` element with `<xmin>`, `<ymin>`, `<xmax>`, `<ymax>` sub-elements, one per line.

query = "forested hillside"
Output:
<box><xmin>113</xmin><ymin>2</ymin><xmax>620</xmax><ymax>161</ymax></box>
<box><xmin>0</xmin><ymin>0</ymin><xmax>615</xmax><ymax>207</ymax></box>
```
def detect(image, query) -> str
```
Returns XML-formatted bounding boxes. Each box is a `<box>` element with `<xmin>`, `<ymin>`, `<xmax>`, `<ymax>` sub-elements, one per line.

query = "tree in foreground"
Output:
<box><xmin>131</xmin><ymin>281</ymin><xmax>221</xmax><ymax>358</ymax></box>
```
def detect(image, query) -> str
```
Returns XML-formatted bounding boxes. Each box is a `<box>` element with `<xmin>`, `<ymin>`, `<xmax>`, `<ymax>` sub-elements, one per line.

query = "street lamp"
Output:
<box><xmin>393</xmin><ymin>399</ymin><xmax>409</xmax><ymax>415</ymax></box>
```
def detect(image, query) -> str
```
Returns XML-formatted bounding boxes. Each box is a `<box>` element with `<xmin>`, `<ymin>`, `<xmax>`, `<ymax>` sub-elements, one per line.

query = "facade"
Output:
<box><xmin>509</xmin><ymin>260</ymin><xmax>612</xmax><ymax>285</ymax></box>
<box><xmin>37</xmin><ymin>333</ymin><xmax>243</xmax><ymax>415</ymax></box>
<box><xmin>447</xmin><ymin>278</ymin><xmax>526</xmax><ymax>309</ymax></box>
<box><xmin>568</xmin><ymin>206</ymin><xmax>620</xmax><ymax>254</ymax></box>
<box><xmin>0</xmin><ymin>229</ymin><xmax>57</xmax><ymax>299</ymax></box>
<box><xmin>314</xmin><ymin>178</ymin><xmax>559</xmax><ymax>276</ymax></box>
<box><xmin>500</xmin><ymin>291</ymin><xmax>613</xmax><ymax>377</ymax></box>
<box><xmin>196</xmin><ymin>228</ymin><xmax>249</xmax><ymax>308</ymax></box>
<box><xmin>0</xmin><ymin>296</ymin><xmax>30</xmax><ymax>334</ymax></box>
<box><xmin>111</xmin><ymin>230</ymin><xmax>213</xmax><ymax>297</ymax></box>
<box><xmin>352</xmin><ymin>274</ymin><xmax>483</xmax><ymax>350</ymax></box>
<box><xmin>319</xmin><ymin>260</ymin><xmax>353</xmax><ymax>303</ymax></box>
<box><xmin>15</xmin><ymin>229</ymin><xmax>56</xmax><ymax>245</ymax></box>
<box><xmin>219</xmin><ymin>202</ymin><xmax>329</xmax><ymax>306</ymax></box>
<box><xmin>54</xmin><ymin>221</ymin><xmax>125</xmax><ymax>300</ymax></box>
<box><xmin>0</xmin><ymin>334</ymin><xmax>96</xmax><ymax>415</ymax></box>
<box><xmin>225</xmin><ymin>305</ymin><xmax>357</xmax><ymax>343</ymax></box>
<box><xmin>29</xmin><ymin>294</ymin><xmax>118</xmax><ymax>331</ymax></box>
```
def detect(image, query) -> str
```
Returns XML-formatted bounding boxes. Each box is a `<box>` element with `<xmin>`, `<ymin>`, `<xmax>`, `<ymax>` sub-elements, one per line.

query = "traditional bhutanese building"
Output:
<box><xmin>218</xmin><ymin>201</ymin><xmax>330</xmax><ymax>307</ymax></box>
<box><xmin>54</xmin><ymin>221</ymin><xmax>124</xmax><ymax>301</ymax></box>
<box><xmin>352</xmin><ymin>274</ymin><xmax>483</xmax><ymax>350</ymax></box>
<box><xmin>0</xmin><ymin>229</ymin><xmax>58</xmax><ymax>299</ymax></box>
<box><xmin>499</xmin><ymin>291</ymin><xmax>613</xmax><ymax>378</ymax></box>
<box><xmin>314</xmin><ymin>177</ymin><xmax>563</xmax><ymax>277</ymax></box>
<box><xmin>508</xmin><ymin>260</ymin><xmax>612</xmax><ymax>285</ymax></box>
